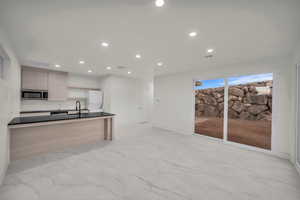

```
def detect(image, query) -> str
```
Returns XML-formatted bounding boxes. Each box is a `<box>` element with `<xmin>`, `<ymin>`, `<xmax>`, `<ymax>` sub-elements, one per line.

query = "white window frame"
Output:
<box><xmin>296</xmin><ymin>64</ymin><xmax>300</xmax><ymax>172</ymax></box>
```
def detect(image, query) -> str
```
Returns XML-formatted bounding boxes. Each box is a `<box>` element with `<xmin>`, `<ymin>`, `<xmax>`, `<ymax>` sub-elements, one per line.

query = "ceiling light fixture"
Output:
<box><xmin>135</xmin><ymin>54</ymin><xmax>141</xmax><ymax>59</ymax></box>
<box><xmin>79</xmin><ymin>60</ymin><xmax>85</xmax><ymax>64</ymax></box>
<box><xmin>101</xmin><ymin>42</ymin><xmax>109</xmax><ymax>47</ymax></box>
<box><xmin>106</xmin><ymin>66</ymin><xmax>112</xmax><ymax>70</ymax></box>
<box><xmin>88</xmin><ymin>70</ymin><xmax>92</xmax><ymax>73</ymax></box>
<box><xmin>127</xmin><ymin>71</ymin><xmax>132</xmax><ymax>74</ymax></box>
<box><xmin>189</xmin><ymin>32</ymin><xmax>197</xmax><ymax>37</ymax></box>
<box><xmin>155</xmin><ymin>0</ymin><xmax>165</xmax><ymax>7</ymax></box>
<box><xmin>55</xmin><ymin>64</ymin><xmax>61</xmax><ymax>68</ymax></box>
<box><xmin>157</xmin><ymin>62</ymin><xmax>163</xmax><ymax>66</ymax></box>
<box><xmin>207</xmin><ymin>48</ymin><xmax>214</xmax><ymax>53</ymax></box>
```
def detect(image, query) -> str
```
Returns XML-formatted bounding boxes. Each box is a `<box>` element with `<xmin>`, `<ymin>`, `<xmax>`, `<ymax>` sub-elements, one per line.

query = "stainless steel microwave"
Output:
<box><xmin>21</xmin><ymin>90</ymin><xmax>48</xmax><ymax>100</ymax></box>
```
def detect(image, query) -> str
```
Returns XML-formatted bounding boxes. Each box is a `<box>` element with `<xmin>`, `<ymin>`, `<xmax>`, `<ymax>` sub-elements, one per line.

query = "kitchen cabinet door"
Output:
<box><xmin>48</xmin><ymin>71</ymin><xmax>68</xmax><ymax>101</ymax></box>
<box><xmin>22</xmin><ymin>67</ymin><xmax>48</xmax><ymax>90</ymax></box>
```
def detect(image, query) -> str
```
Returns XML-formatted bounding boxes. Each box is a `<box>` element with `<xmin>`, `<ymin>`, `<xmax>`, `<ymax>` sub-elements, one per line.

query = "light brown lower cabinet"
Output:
<box><xmin>9</xmin><ymin>116</ymin><xmax>114</xmax><ymax>161</ymax></box>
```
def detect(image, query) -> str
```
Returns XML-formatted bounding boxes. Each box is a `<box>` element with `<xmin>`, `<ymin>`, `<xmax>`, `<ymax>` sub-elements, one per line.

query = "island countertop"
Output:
<box><xmin>8</xmin><ymin>112</ymin><xmax>115</xmax><ymax>161</ymax></box>
<box><xmin>8</xmin><ymin>112</ymin><xmax>115</xmax><ymax>127</ymax></box>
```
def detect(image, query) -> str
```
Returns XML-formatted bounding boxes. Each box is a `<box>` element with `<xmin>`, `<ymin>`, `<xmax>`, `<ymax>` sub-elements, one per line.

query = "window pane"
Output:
<box><xmin>195</xmin><ymin>79</ymin><xmax>224</xmax><ymax>139</ymax></box>
<box><xmin>227</xmin><ymin>73</ymin><xmax>272</xmax><ymax>149</ymax></box>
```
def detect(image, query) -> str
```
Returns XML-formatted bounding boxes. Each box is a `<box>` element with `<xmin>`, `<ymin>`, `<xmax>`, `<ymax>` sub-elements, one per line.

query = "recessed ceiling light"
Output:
<box><xmin>88</xmin><ymin>70</ymin><xmax>92</xmax><ymax>73</ymax></box>
<box><xmin>106</xmin><ymin>66</ymin><xmax>112</xmax><ymax>70</ymax></box>
<box><xmin>135</xmin><ymin>54</ymin><xmax>141</xmax><ymax>59</ymax></box>
<box><xmin>101</xmin><ymin>42</ymin><xmax>109</xmax><ymax>47</ymax></box>
<box><xmin>127</xmin><ymin>71</ymin><xmax>132</xmax><ymax>74</ymax></box>
<box><xmin>189</xmin><ymin>32</ymin><xmax>197</xmax><ymax>37</ymax></box>
<box><xmin>55</xmin><ymin>64</ymin><xmax>61</xmax><ymax>68</ymax></box>
<box><xmin>79</xmin><ymin>60</ymin><xmax>85</xmax><ymax>64</ymax></box>
<box><xmin>157</xmin><ymin>62</ymin><xmax>163</xmax><ymax>66</ymax></box>
<box><xmin>155</xmin><ymin>0</ymin><xmax>165</xmax><ymax>7</ymax></box>
<box><xmin>207</xmin><ymin>48</ymin><xmax>214</xmax><ymax>53</ymax></box>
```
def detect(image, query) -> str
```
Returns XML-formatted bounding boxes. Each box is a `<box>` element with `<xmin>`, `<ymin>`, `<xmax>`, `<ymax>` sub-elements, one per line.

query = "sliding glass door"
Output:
<box><xmin>194</xmin><ymin>79</ymin><xmax>224</xmax><ymax>139</ymax></box>
<box><xmin>227</xmin><ymin>74</ymin><xmax>273</xmax><ymax>149</ymax></box>
<box><xmin>194</xmin><ymin>73</ymin><xmax>273</xmax><ymax>150</ymax></box>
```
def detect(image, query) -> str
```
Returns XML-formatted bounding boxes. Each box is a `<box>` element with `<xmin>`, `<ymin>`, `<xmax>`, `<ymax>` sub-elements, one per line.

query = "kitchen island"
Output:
<box><xmin>8</xmin><ymin>112</ymin><xmax>115</xmax><ymax>161</ymax></box>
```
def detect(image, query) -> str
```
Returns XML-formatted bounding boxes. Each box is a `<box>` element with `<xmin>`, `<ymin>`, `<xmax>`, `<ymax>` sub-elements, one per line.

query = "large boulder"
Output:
<box><xmin>202</xmin><ymin>95</ymin><xmax>217</xmax><ymax>105</ymax></box>
<box><xmin>229</xmin><ymin>87</ymin><xmax>244</xmax><ymax>97</ymax></box>
<box><xmin>248</xmin><ymin>105</ymin><xmax>268</xmax><ymax>115</ymax></box>
<box><xmin>243</xmin><ymin>87</ymin><xmax>248</xmax><ymax>93</ymax></box>
<box><xmin>257</xmin><ymin>111</ymin><xmax>272</xmax><ymax>121</ymax></box>
<box><xmin>232</xmin><ymin>101</ymin><xmax>244</xmax><ymax>113</ymax></box>
<box><xmin>213</xmin><ymin>92</ymin><xmax>222</xmax><ymax>99</ymax></box>
<box><xmin>228</xmin><ymin>109</ymin><xmax>239</xmax><ymax>119</ymax></box>
<box><xmin>218</xmin><ymin>102</ymin><xmax>224</xmax><ymax>111</ymax></box>
<box><xmin>217</xmin><ymin>97</ymin><xmax>224</xmax><ymax>103</ymax></box>
<box><xmin>228</xmin><ymin>100</ymin><xmax>234</xmax><ymax>107</ymax></box>
<box><xmin>219</xmin><ymin>110</ymin><xmax>224</xmax><ymax>118</ymax></box>
<box><xmin>203</xmin><ymin>105</ymin><xmax>219</xmax><ymax>117</ymax></box>
<box><xmin>196</xmin><ymin>111</ymin><xmax>204</xmax><ymax>118</ymax></box>
<box><xmin>201</xmin><ymin>89</ymin><xmax>211</xmax><ymax>95</ymax></box>
<box><xmin>196</xmin><ymin>99</ymin><xmax>202</xmax><ymax>104</ymax></box>
<box><xmin>229</xmin><ymin>95</ymin><xmax>239</xmax><ymax>101</ymax></box>
<box><xmin>215</xmin><ymin>87</ymin><xmax>224</xmax><ymax>93</ymax></box>
<box><xmin>197</xmin><ymin>104</ymin><xmax>205</xmax><ymax>112</ymax></box>
<box><xmin>247</xmin><ymin>94</ymin><xmax>268</xmax><ymax>105</ymax></box>
<box><xmin>239</xmin><ymin>111</ymin><xmax>250</xmax><ymax>120</ymax></box>
<box><xmin>248</xmin><ymin>86</ymin><xmax>257</xmax><ymax>94</ymax></box>
<box><xmin>268</xmin><ymin>97</ymin><xmax>272</xmax><ymax>110</ymax></box>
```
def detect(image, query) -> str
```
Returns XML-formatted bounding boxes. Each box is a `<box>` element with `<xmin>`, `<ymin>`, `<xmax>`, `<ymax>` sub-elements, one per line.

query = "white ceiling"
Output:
<box><xmin>0</xmin><ymin>0</ymin><xmax>300</xmax><ymax>77</ymax></box>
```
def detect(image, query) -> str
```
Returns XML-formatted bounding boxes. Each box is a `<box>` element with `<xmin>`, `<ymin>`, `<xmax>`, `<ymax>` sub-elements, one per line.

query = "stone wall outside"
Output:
<box><xmin>195</xmin><ymin>81</ymin><xmax>272</xmax><ymax>121</ymax></box>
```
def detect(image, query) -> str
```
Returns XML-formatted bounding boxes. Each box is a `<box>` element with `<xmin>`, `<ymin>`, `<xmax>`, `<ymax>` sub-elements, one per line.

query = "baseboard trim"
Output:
<box><xmin>154</xmin><ymin>125</ymin><xmax>290</xmax><ymax>160</ymax></box>
<box><xmin>224</xmin><ymin>140</ymin><xmax>290</xmax><ymax>160</ymax></box>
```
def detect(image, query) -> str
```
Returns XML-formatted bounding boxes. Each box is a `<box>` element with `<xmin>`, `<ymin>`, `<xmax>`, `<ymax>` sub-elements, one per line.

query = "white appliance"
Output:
<box><xmin>87</xmin><ymin>90</ymin><xmax>104</xmax><ymax>113</ymax></box>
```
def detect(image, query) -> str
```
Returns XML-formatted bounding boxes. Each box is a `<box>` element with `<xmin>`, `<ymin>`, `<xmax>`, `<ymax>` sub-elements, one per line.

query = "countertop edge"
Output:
<box><xmin>8</xmin><ymin>112</ymin><xmax>115</xmax><ymax>127</ymax></box>
<box><xmin>8</xmin><ymin>115</ymin><xmax>115</xmax><ymax>129</ymax></box>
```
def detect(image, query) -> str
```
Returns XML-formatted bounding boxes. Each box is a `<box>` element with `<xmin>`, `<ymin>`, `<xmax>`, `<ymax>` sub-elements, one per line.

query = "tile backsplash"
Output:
<box><xmin>21</xmin><ymin>100</ymin><xmax>86</xmax><ymax>111</ymax></box>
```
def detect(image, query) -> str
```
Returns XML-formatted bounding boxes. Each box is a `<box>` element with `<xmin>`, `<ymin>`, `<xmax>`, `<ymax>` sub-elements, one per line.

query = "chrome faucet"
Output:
<box><xmin>75</xmin><ymin>100</ymin><xmax>81</xmax><ymax>115</ymax></box>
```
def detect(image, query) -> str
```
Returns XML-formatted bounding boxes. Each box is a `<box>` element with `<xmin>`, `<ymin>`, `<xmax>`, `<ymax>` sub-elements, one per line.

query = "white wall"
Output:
<box><xmin>67</xmin><ymin>73</ymin><xmax>101</xmax><ymax>89</ymax></box>
<box><xmin>0</xmin><ymin>29</ymin><xmax>20</xmax><ymax>183</ymax></box>
<box><xmin>21</xmin><ymin>73</ymin><xmax>101</xmax><ymax>111</ymax></box>
<box><xmin>153</xmin><ymin>57</ymin><xmax>294</xmax><ymax>158</ymax></box>
<box><xmin>99</xmin><ymin>75</ymin><xmax>153</xmax><ymax>138</ymax></box>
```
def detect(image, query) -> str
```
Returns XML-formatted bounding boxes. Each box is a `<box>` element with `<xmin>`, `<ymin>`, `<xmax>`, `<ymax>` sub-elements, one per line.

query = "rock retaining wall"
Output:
<box><xmin>195</xmin><ymin>81</ymin><xmax>272</xmax><ymax>121</ymax></box>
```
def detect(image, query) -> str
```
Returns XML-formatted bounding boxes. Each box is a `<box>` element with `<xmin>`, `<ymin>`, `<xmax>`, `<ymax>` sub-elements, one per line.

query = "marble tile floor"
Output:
<box><xmin>1</xmin><ymin>126</ymin><xmax>300</xmax><ymax>200</ymax></box>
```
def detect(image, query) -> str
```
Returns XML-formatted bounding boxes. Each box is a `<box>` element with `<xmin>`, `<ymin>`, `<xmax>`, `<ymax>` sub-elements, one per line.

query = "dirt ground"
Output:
<box><xmin>194</xmin><ymin>117</ymin><xmax>271</xmax><ymax>150</ymax></box>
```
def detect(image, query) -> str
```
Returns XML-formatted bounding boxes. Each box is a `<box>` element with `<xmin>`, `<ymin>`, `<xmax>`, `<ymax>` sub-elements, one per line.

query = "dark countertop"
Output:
<box><xmin>9</xmin><ymin>112</ymin><xmax>115</xmax><ymax>126</ymax></box>
<box><xmin>20</xmin><ymin>109</ymin><xmax>89</xmax><ymax>114</ymax></box>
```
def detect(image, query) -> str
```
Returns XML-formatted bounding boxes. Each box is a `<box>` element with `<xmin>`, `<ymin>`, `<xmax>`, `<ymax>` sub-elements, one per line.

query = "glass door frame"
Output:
<box><xmin>193</xmin><ymin>78</ymin><xmax>228</xmax><ymax>141</ymax></box>
<box><xmin>193</xmin><ymin>74</ymin><xmax>273</xmax><ymax>152</ymax></box>
<box><xmin>296</xmin><ymin>64</ymin><xmax>300</xmax><ymax>169</ymax></box>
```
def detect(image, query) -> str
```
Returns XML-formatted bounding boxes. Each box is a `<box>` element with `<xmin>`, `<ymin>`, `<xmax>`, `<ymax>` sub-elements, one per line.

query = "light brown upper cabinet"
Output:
<box><xmin>21</xmin><ymin>66</ymin><xmax>48</xmax><ymax>90</ymax></box>
<box><xmin>48</xmin><ymin>71</ymin><xmax>68</xmax><ymax>101</ymax></box>
<box><xmin>21</xmin><ymin>66</ymin><xmax>68</xmax><ymax>101</ymax></box>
